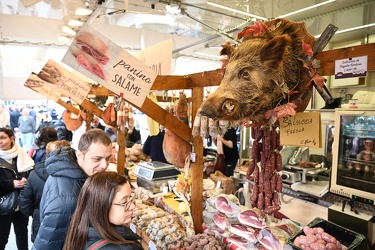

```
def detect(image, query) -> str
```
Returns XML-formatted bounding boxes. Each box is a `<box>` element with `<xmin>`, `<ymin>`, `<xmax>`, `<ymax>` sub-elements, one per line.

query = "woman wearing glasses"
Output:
<box><xmin>63</xmin><ymin>171</ymin><xmax>142</xmax><ymax>250</ymax></box>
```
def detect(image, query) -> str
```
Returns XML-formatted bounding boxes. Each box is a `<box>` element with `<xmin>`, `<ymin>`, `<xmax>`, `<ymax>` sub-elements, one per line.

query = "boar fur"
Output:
<box><xmin>200</xmin><ymin>18</ymin><xmax>316</xmax><ymax>125</ymax></box>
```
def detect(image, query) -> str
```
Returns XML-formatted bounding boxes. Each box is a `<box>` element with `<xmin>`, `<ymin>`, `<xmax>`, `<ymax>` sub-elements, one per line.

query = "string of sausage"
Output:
<box><xmin>247</xmin><ymin>125</ymin><xmax>283</xmax><ymax>215</ymax></box>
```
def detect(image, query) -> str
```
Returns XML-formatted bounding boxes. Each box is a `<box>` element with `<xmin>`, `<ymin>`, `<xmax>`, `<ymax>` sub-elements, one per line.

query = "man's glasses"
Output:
<box><xmin>112</xmin><ymin>194</ymin><xmax>134</xmax><ymax>211</ymax></box>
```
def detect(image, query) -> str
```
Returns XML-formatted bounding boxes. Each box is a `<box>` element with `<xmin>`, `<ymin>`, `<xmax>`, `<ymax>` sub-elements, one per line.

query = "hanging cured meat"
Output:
<box><xmin>101</xmin><ymin>102</ymin><xmax>116</xmax><ymax>126</ymax></box>
<box><xmin>63</xmin><ymin>109</ymin><xmax>83</xmax><ymax>131</ymax></box>
<box><xmin>163</xmin><ymin>92</ymin><xmax>191</xmax><ymax>169</ymax></box>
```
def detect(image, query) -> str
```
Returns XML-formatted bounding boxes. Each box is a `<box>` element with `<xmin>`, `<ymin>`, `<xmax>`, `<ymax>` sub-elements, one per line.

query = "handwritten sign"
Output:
<box><xmin>62</xmin><ymin>26</ymin><xmax>157</xmax><ymax>107</ymax></box>
<box><xmin>24</xmin><ymin>73</ymin><xmax>61</xmax><ymax>102</ymax></box>
<box><xmin>335</xmin><ymin>56</ymin><xmax>368</xmax><ymax>79</ymax></box>
<box><xmin>135</xmin><ymin>39</ymin><xmax>173</xmax><ymax>75</ymax></box>
<box><xmin>279</xmin><ymin>112</ymin><xmax>322</xmax><ymax>149</ymax></box>
<box><xmin>37</xmin><ymin>59</ymin><xmax>92</xmax><ymax>104</ymax></box>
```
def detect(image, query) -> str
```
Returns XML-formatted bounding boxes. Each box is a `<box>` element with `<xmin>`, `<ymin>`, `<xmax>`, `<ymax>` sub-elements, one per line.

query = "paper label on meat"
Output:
<box><xmin>62</xmin><ymin>25</ymin><xmax>158</xmax><ymax>107</ymax></box>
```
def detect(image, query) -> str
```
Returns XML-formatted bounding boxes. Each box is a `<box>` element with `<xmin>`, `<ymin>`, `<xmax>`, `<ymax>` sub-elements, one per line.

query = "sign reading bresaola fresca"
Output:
<box><xmin>62</xmin><ymin>25</ymin><xmax>157</xmax><ymax>107</ymax></box>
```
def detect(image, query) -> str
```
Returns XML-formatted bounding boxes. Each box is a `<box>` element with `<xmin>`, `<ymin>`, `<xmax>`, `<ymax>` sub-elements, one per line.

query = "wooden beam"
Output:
<box><xmin>190</xmin><ymin>87</ymin><xmax>204</xmax><ymax>233</ymax></box>
<box><xmin>151</xmin><ymin>69</ymin><xmax>223</xmax><ymax>90</ymax></box>
<box><xmin>56</xmin><ymin>99</ymin><xmax>80</xmax><ymax>114</ymax></box>
<box><xmin>117</xmin><ymin>130</ymin><xmax>126</xmax><ymax>175</ymax></box>
<box><xmin>316</xmin><ymin>43</ymin><xmax>375</xmax><ymax>76</ymax></box>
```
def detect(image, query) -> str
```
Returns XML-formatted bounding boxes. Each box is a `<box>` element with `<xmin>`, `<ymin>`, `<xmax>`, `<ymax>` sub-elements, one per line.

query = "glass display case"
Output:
<box><xmin>330</xmin><ymin>109</ymin><xmax>375</xmax><ymax>205</ymax></box>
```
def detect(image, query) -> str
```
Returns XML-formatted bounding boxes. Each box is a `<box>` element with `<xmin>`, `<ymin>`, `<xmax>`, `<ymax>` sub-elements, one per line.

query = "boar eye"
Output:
<box><xmin>240</xmin><ymin>70</ymin><xmax>250</xmax><ymax>80</ymax></box>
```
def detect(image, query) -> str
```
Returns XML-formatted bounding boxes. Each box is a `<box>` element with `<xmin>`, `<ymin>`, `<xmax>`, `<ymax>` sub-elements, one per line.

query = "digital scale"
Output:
<box><xmin>134</xmin><ymin>161</ymin><xmax>181</xmax><ymax>193</ymax></box>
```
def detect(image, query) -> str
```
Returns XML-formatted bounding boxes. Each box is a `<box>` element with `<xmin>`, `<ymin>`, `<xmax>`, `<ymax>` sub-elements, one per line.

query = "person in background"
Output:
<box><xmin>214</xmin><ymin>127</ymin><xmax>239</xmax><ymax>177</ymax></box>
<box><xmin>19</xmin><ymin>140</ymin><xmax>71</xmax><ymax>243</ymax></box>
<box><xmin>49</xmin><ymin>107</ymin><xmax>58</xmax><ymax>122</ymax></box>
<box><xmin>28</xmin><ymin>127</ymin><xmax>58</xmax><ymax>163</ymax></box>
<box><xmin>105</xmin><ymin>125</ymin><xmax>117</xmax><ymax>142</ymax></box>
<box><xmin>53</xmin><ymin>113</ymin><xmax>73</xmax><ymax>142</ymax></box>
<box><xmin>63</xmin><ymin>171</ymin><xmax>142</xmax><ymax>250</ymax></box>
<box><xmin>32</xmin><ymin>129</ymin><xmax>113</xmax><ymax>250</ymax></box>
<box><xmin>0</xmin><ymin>127</ymin><xmax>34</xmax><ymax>250</ymax></box>
<box><xmin>126</xmin><ymin>127</ymin><xmax>142</xmax><ymax>148</ymax></box>
<box><xmin>28</xmin><ymin>105</ymin><xmax>37</xmax><ymax>124</ymax></box>
<box><xmin>9</xmin><ymin>106</ymin><xmax>21</xmax><ymax>132</ymax></box>
<box><xmin>36</xmin><ymin>112</ymin><xmax>54</xmax><ymax>133</ymax></box>
<box><xmin>0</xmin><ymin>104</ymin><xmax>10</xmax><ymax>128</ymax></box>
<box><xmin>142</xmin><ymin>126</ymin><xmax>167</xmax><ymax>163</ymax></box>
<box><xmin>18</xmin><ymin>108</ymin><xmax>36</xmax><ymax>153</ymax></box>
<box><xmin>91</xmin><ymin>115</ymin><xmax>105</xmax><ymax>130</ymax></box>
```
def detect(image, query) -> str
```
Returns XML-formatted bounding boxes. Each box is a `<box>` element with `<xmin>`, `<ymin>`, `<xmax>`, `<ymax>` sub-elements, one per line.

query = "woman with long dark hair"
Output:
<box><xmin>63</xmin><ymin>171</ymin><xmax>142</xmax><ymax>250</ymax></box>
<box><xmin>0</xmin><ymin>127</ymin><xmax>34</xmax><ymax>250</ymax></box>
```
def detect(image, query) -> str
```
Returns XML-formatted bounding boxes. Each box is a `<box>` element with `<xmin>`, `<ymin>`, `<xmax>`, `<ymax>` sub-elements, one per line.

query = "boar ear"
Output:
<box><xmin>220</xmin><ymin>41</ymin><xmax>236</xmax><ymax>60</ymax></box>
<box><xmin>260</xmin><ymin>34</ymin><xmax>291</xmax><ymax>70</ymax></box>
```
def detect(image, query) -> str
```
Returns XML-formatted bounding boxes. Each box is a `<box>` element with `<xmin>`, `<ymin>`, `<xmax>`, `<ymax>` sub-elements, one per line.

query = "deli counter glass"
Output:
<box><xmin>330</xmin><ymin>109</ymin><xmax>375</xmax><ymax>205</ymax></box>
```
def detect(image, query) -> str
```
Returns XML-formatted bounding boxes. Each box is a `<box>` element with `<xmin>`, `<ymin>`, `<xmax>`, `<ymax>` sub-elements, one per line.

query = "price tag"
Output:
<box><xmin>148</xmin><ymin>240</ymin><xmax>157</xmax><ymax>250</ymax></box>
<box><xmin>129</xmin><ymin>223</ymin><xmax>136</xmax><ymax>234</ymax></box>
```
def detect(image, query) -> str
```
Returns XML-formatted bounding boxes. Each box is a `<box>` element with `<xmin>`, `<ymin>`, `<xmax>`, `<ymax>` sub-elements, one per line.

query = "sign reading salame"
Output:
<box><xmin>62</xmin><ymin>26</ymin><xmax>157</xmax><ymax>107</ymax></box>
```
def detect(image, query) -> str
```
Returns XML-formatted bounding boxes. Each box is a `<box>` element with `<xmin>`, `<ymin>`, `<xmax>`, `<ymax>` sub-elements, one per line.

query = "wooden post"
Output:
<box><xmin>190</xmin><ymin>87</ymin><xmax>204</xmax><ymax>233</ymax></box>
<box><xmin>117</xmin><ymin>130</ymin><xmax>126</xmax><ymax>175</ymax></box>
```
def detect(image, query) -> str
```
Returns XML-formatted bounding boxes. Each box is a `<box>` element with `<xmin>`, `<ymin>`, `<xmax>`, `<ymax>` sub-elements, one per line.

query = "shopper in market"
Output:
<box><xmin>53</xmin><ymin>112</ymin><xmax>72</xmax><ymax>142</ymax></box>
<box><xmin>90</xmin><ymin>115</ymin><xmax>105</xmax><ymax>130</ymax></box>
<box><xmin>19</xmin><ymin>140</ymin><xmax>71</xmax><ymax>243</ymax></box>
<box><xmin>214</xmin><ymin>127</ymin><xmax>239</xmax><ymax>177</ymax></box>
<box><xmin>32</xmin><ymin>129</ymin><xmax>113</xmax><ymax>250</ymax></box>
<box><xmin>17</xmin><ymin>107</ymin><xmax>36</xmax><ymax>153</ymax></box>
<box><xmin>28</xmin><ymin>126</ymin><xmax>58</xmax><ymax>163</ymax></box>
<box><xmin>142</xmin><ymin>126</ymin><xmax>168</xmax><ymax>163</ymax></box>
<box><xmin>63</xmin><ymin>171</ymin><xmax>142</xmax><ymax>250</ymax></box>
<box><xmin>0</xmin><ymin>127</ymin><xmax>34</xmax><ymax>250</ymax></box>
<box><xmin>0</xmin><ymin>104</ymin><xmax>10</xmax><ymax>128</ymax></box>
<box><xmin>36</xmin><ymin>112</ymin><xmax>54</xmax><ymax>133</ymax></box>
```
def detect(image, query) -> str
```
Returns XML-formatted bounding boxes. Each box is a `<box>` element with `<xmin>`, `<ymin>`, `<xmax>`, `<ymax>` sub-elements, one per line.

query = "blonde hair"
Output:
<box><xmin>46</xmin><ymin>140</ymin><xmax>71</xmax><ymax>157</ymax></box>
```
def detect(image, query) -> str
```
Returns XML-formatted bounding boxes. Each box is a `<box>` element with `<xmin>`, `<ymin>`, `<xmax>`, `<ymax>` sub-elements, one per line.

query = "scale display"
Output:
<box><xmin>134</xmin><ymin>161</ymin><xmax>180</xmax><ymax>181</ymax></box>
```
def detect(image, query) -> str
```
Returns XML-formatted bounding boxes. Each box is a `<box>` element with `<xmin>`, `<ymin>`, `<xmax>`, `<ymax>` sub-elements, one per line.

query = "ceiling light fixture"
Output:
<box><xmin>278</xmin><ymin>0</ymin><xmax>336</xmax><ymax>18</ymax></box>
<box><xmin>314</xmin><ymin>23</ymin><xmax>375</xmax><ymax>38</ymax></box>
<box><xmin>61</xmin><ymin>25</ymin><xmax>77</xmax><ymax>36</ymax></box>
<box><xmin>206</xmin><ymin>1</ymin><xmax>268</xmax><ymax>21</ymax></box>
<box><xmin>67</xmin><ymin>3</ymin><xmax>94</xmax><ymax>16</ymax></box>
<box><xmin>68</xmin><ymin>19</ymin><xmax>85</xmax><ymax>26</ymax></box>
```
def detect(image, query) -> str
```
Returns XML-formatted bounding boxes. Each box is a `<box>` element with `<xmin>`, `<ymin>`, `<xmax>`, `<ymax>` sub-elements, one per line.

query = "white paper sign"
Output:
<box><xmin>62</xmin><ymin>26</ymin><xmax>157</xmax><ymax>107</ymax></box>
<box><xmin>135</xmin><ymin>39</ymin><xmax>173</xmax><ymax>75</ymax></box>
<box><xmin>36</xmin><ymin>59</ymin><xmax>92</xmax><ymax>104</ymax></box>
<box><xmin>24</xmin><ymin>73</ymin><xmax>61</xmax><ymax>102</ymax></box>
<box><xmin>334</xmin><ymin>56</ymin><xmax>368</xmax><ymax>79</ymax></box>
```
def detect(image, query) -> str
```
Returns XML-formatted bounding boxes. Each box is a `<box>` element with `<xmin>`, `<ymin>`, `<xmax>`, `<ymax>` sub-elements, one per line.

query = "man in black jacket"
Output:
<box><xmin>31</xmin><ymin>129</ymin><xmax>112</xmax><ymax>250</ymax></box>
<box><xmin>53</xmin><ymin>117</ymin><xmax>72</xmax><ymax>142</ymax></box>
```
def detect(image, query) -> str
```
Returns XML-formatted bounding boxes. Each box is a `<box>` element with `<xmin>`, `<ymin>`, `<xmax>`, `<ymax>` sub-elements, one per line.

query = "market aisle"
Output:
<box><xmin>5</xmin><ymin>218</ymin><xmax>32</xmax><ymax>250</ymax></box>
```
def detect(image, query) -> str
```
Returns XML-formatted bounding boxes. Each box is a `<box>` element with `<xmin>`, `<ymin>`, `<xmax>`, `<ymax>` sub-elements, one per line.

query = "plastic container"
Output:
<box><xmin>287</xmin><ymin>217</ymin><xmax>366</xmax><ymax>250</ymax></box>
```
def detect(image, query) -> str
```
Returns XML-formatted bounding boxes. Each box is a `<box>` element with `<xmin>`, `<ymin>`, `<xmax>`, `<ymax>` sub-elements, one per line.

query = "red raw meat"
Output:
<box><xmin>213</xmin><ymin>213</ymin><xmax>230</xmax><ymax>230</ymax></box>
<box><xmin>229</xmin><ymin>224</ymin><xmax>257</xmax><ymax>243</ymax></box>
<box><xmin>238</xmin><ymin>209</ymin><xmax>266</xmax><ymax>229</ymax></box>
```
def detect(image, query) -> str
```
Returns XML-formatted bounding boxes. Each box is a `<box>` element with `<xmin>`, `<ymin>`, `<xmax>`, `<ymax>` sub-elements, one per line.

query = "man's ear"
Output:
<box><xmin>76</xmin><ymin>150</ymin><xmax>83</xmax><ymax>161</ymax></box>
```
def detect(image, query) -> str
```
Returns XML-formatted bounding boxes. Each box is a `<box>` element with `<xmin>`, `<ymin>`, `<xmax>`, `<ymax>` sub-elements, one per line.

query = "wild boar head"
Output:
<box><xmin>200</xmin><ymin>19</ymin><xmax>315</xmax><ymax>125</ymax></box>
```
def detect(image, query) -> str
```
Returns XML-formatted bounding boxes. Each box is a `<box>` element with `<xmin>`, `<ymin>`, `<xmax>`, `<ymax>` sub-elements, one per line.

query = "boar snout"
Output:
<box><xmin>200</xmin><ymin>97</ymin><xmax>239</xmax><ymax>120</ymax></box>
<box><xmin>200</xmin><ymin>105</ymin><xmax>217</xmax><ymax>119</ymax></box>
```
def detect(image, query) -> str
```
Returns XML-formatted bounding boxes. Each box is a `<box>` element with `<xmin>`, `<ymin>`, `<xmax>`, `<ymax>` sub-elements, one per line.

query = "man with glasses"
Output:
<box><xmin>32</xmin><ymin>129</ymin><xmax>113</xmax><ymax>250</ymax></box>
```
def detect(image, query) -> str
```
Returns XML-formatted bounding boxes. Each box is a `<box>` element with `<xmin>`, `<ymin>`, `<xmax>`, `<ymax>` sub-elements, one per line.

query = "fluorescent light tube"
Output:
<box><xmin>278</xmin><ymin>0</ymin><xmax>336</xmax><ymax>18</ymax></box>
<box><xmin>207</xmin><ymin>1</ymin><xmax>268</xmax><ymax>21</ymax></box>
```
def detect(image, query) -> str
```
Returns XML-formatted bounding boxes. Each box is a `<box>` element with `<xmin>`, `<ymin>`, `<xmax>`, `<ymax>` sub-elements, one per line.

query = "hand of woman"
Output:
<box><xmin>13</xmin><ymin>177</ymin><xmax>27</xmax><ymax>189</ymax></box>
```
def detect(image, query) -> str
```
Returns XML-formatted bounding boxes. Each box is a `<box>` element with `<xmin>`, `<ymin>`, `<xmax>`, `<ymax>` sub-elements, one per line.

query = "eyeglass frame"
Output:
<box><xmin>111</xmin><ymin>194</ymin><xmax>135</xmax><ymax>211</ymax></box>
